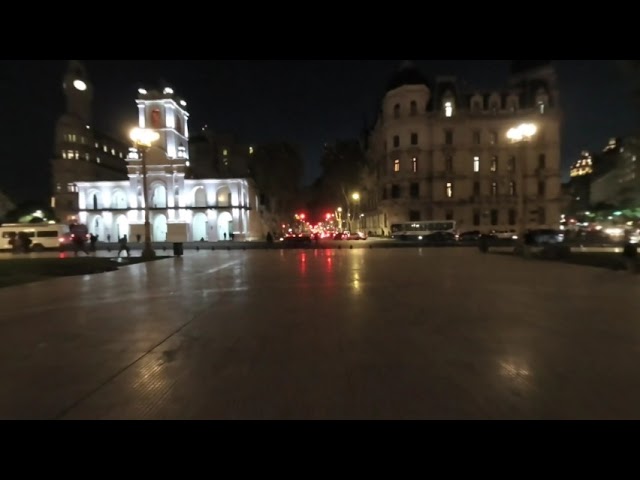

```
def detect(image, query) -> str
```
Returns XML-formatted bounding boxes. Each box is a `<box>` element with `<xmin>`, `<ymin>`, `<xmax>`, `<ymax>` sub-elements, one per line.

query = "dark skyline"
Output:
<box><xmin>1</xmin><ymin>60</ymin><xmax>638</xmax><ymax>203</ymax></box>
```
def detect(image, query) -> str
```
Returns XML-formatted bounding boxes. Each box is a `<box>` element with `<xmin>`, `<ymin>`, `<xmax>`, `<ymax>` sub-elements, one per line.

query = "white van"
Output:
<box><xmin>0</xmin><ymin>223</ymin><xmax>70</xmax><ymax>251</ymax></box>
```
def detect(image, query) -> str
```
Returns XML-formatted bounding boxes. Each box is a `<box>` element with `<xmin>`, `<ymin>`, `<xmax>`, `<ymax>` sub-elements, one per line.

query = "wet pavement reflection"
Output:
<box><xmin>0</xmin><ymin>248</ymin><xmax>639</xmax><ymax>419</ymax></box>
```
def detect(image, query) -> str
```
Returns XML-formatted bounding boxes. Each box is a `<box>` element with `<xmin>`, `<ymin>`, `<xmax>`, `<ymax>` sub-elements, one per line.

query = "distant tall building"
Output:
<box><xmin>51</xmin><ymin>61</ymin><xmax>129</xmax><ymax>222</ymax></box>
<box><xmin>565</xmin><ymin>151</ymin><xmax>594</xmax><ymax>213</ymax></box>
<box><xmin>590</xmin><ymin>136</ymin><xmax>640</xmax><ymax>208</ymax></box>
<box><xmin>361</xmin><ymin>60</ymin><xmax>563</xmax><ymax>233</ymax></box>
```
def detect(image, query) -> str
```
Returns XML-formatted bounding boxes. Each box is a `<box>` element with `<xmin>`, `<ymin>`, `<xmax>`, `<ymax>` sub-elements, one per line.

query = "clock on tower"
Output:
<box><xmin>63</xmin><ymin>60</ymin><xmax>93</xmax><ymax>124</ymax></box>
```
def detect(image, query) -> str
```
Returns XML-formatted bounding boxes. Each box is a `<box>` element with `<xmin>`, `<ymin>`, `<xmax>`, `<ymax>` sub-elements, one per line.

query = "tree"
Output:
<box><xmin>2</xmin><ymin>201</ymin><xmax>56</xmax><ymax>224</ymax></box>
<box><xmin>0</xmin><ymin>190</ymin><xmax>16</xmax><ymax>223</ymax></box>
<box><xmin>249</xmin><ymin>142</ymin><xmax>305</xmax><ymax>224</ymax></box>
<box><xmin>318</xmin><ymin>139</ymin><xmax>368</xmax><ymax>229</ymax></box>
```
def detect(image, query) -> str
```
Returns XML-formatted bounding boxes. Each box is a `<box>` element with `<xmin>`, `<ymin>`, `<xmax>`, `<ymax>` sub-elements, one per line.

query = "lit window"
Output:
<box><xmin>111</xmin><ymin>148</ymin><xmax>116</xmax><ymax>155</ymax></box>
<box><xmin>473</xmin><ymin>156</ymin><xmax>480</xmax><ymax>173</ymax></box>
<box><xmin>444</xmin><ymin>101</ymin><xmax>453</xmax><ymax>118</ymax></box>
<box><xmin>95</xmin><ymin>142</ymin><xmax>99</xmax><ymax>148</ymax></box>
<box><xmin>394</xmin><ymin>159</ymin><xmax>400</xmax><ymax>172</ymax></box>
<box><xmin>70</xmin><ymin>134</ymin><xmax>76</xmax><ymax>142</ymax></box>
<box><xmin>446</xmin><ymin>182</ymin><xmax>453</xmax><ymax>198</ymax></box>
<box><xmin>491</xmin><ymin>182</ymin><xmax>498</xmax><ymax>196</ymax></box>
<box><xmin>97</xmin><ymin>157</ymin><xmax>101</xmax><ymax>163</ymax></box>
<box><xmin>249</xmin><ymin>146</ymin><xmax>254</xmax><ymax>155</ymax></box>
<box><xmin>490</xmin><ymin>155</ymin><xmax>498</xmax><ymax>172</ymax></box>
<box><xmin>538</xmin><ymin>102</ymin><xmax>545</xmax><ymax>114</ymax></box>
<box><xmin>120</xmin><ymin>152</ymin><xmax>123</xmax><ymax>158</ymax></box>
<box><xmin>85</xmin><ymin>153</ymin><xmax>90</xmax><ymax>161</ymax></box>
<box><xmin>62</xmin><ymin>150</ymin><xmax>67</xmax><ymax>159</ymax></box>
<box><xmin>223</xmin><ymin>148</ymin><xmax>228</xmax><ymax>156</ymax></box>
<box><xmin>67</xmin><ymin>183</ymin><xmax>78</xmax><ymax>193</ymax></box>
<box><xmin>509</xmin><ymin>181</ymin><xmax>516</xmax><ymax>196</ymax></box>
<box><xmin>412</xmin><ymin>157</ymin><xmax>417</xmax><ymax>173</ymax></box>
<box><xmin>74</xmin><ymin>151</ymin><xmax>80</xmax><ymax>159</ymax></box>
<box><xmin>103</xmin><ymin>145</ymin><xmax>108</xmax><ymax>152</ymax></box>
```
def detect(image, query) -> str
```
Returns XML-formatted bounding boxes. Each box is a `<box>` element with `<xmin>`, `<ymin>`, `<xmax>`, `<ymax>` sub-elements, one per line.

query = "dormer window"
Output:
<box><xmin>489</xmin><ymin>93</ymin><xmax>500</xmax><ymax>113</ymax></box>
<box><xmin>410</xmin><ymin>100</ymin><xmax>417</xmax><ymax>116</ymax></box>
<box><xmin>506</xmin><ymin>94</ymin><xmax>519</xmax><ymax>113</ymax></box>
<box><xmin>444</xmin><ymin>100</ymin><xmax>454</xmax><ymax>118</ymax></box>
<box><xmin>471</xmin><ymin>94</ymin><xmax>482</xmax><ymax>112</ymax></box>
<box><xmin>393</xmin><ymin>104</ymin><xmax>400</xmax><ymax>119</ymax></box>
<box><xmin>535</xmin><ymin>88</ymin><xmax>549</xmax><ymax>114</ymax></box>
<box><xmin>538</xmin><ymin>101</ymin><xmax>546</xmax><ymax>114</ymax></box>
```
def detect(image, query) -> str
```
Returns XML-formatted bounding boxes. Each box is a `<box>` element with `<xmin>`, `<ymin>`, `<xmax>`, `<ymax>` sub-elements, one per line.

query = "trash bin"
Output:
<box><xmin>173</xmin><ymin>242</ymin><xmax>184</xmax><ymax>256</ymax></box>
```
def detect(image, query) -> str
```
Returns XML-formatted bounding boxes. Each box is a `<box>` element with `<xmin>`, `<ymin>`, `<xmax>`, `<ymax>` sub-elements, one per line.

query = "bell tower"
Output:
<box><xmin>63</xmin><ymin>60</ymin><xmax>93</xmax><ymax>124</ymax></box>
<box><xmin>134</xmin><ymin>86</ymin><xmax>190</xmax><ymax>162</ymax></box>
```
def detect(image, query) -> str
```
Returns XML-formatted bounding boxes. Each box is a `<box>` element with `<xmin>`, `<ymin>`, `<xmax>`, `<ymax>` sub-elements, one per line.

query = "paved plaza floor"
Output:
<box><xmin>0</xmin><ymin>248</ymin><xmax>638</xmax><ymax>419</ymax></box>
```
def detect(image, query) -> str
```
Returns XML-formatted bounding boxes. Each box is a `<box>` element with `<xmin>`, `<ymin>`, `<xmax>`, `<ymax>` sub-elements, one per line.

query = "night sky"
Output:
<box><xmin>1</xmin><ymin>60</ymin><xmax>638</xmax><ymax>204</ymax></box>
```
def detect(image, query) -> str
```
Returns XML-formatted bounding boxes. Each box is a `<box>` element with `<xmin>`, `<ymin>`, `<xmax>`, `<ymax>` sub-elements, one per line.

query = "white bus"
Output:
<box><xmin>0</xmin><ymin>223</ymin><xmax>70</xmax><ymax>251</ymax></box>
<box><xmin>390</xmin><ymin>220</ymin><xmax>456</xmax><ymax>240</ymax></box>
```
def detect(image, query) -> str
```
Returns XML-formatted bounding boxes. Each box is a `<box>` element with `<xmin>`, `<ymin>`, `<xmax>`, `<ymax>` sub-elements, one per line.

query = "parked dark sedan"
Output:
<box><xmin>420</xmin><ymin>231</ymin><xmax>457</xmax><ymax>244</ymax></box>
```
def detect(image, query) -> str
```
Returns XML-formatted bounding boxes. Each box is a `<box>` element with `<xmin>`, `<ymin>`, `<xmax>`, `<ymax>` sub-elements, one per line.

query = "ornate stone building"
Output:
<box><xmin>361</xmin><ymin>61</ymin><xmax>563</xmax><ymax>234</ymax></box>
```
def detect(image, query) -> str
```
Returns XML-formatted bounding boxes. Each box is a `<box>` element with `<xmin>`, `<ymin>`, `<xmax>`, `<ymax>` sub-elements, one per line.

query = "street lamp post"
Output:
<box><xmin>130</xmin><ymin>127</ymin><xmax>160</xmax><ymax>259</ymax></box>
<box><xmin>506</xmin><ymin>123</ymin><xmax>538</xmax><ymax>254</ymax></box>
<box><xmin>351</xmin><ymin>192</ymin><xmax>360</xmax><ymax>232</ymax></box>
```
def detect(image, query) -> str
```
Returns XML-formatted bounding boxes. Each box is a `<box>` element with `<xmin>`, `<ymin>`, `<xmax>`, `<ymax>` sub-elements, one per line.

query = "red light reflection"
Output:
<box><xmin>299</xmin><ymin>252</ymin><xmax>307</xmax><ymax>275</ymax></box>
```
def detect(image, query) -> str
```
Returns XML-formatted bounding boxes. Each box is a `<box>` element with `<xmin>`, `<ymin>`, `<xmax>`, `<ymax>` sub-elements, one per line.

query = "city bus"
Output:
<box><xmin>390</xmin><ymin>220</ymin><xmax>456</xmax><ymax>240</ymax></box>
<box><xmin>0</xmin><ymin>223</ymin><xmax>70</xmax><ymax>251</ymax></box>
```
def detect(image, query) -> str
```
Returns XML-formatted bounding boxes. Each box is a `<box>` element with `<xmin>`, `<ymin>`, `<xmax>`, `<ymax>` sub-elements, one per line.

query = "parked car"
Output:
<box><xmin>420</xmin><ymin>231</ymin><xmax>457</xmax><ymax>244</ymax></box>
<box><xmin>458</xmin><ymin>230</ymin><xmax>481</xmax><ymax>242</ymax></box>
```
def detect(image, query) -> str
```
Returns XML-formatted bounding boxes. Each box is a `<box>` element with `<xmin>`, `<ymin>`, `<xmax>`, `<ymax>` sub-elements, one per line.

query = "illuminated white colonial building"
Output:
<box><xmin>73</xmin><ymin>87</ymin><xmax>263</xmax><ymax>242</ymax></box>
